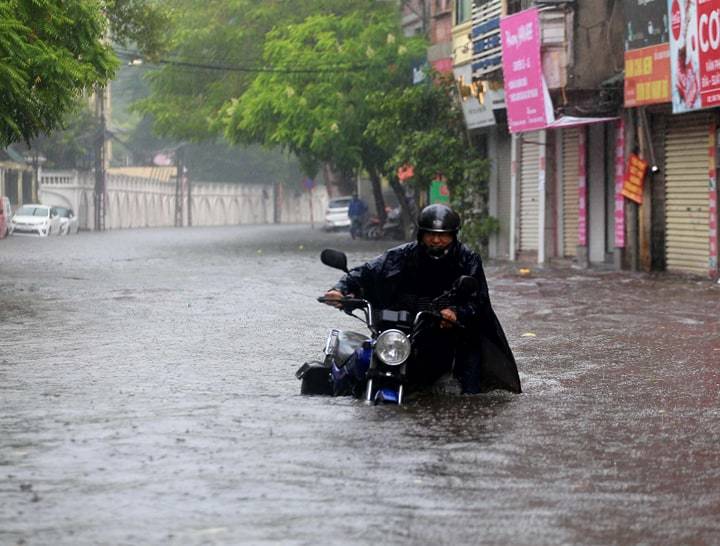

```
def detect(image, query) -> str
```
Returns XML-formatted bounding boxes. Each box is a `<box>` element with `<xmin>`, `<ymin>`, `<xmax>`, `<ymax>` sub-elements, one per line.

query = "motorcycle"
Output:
<box><xmin>380</xmin><ymin>206</ymin><xmax>404</xmax><ymax>240</ymax></box>
<box><xmin>361</xmin><ymin>214</ymin><xmax>383</xmax><ymax>240</ymax></box>
<box><xmin>295</xmin><ymin>249</ymin><xmax>478</xmax><ymax>405</ymax></box>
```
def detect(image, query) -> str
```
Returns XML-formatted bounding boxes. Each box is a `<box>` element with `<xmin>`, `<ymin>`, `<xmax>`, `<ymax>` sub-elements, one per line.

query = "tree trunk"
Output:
<box><xmin>322</xmin><ymin>163</ymin><xmax>354</xmax><ymax>197</ymax></box>
<box><xmin>388</xmin><ymin>177</ymin><xmax>418</xmax><ymax>240</ymax></box>
<box><xmin>367</xmin><ymin>166</ymin><xmax>387</xmax><ymax>224</ymax></box>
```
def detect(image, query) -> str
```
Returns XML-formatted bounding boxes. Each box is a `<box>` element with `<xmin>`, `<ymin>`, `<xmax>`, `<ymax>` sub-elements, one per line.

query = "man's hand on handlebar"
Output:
<box><xmin>322</xmin><ymin>289</ymin><xmax>346</xmax><ymax>309</ymax></box>
<box><xmin>439</xmin><ymin>308</ymin><xmax>457</xmax><ymax>329</ymax></box>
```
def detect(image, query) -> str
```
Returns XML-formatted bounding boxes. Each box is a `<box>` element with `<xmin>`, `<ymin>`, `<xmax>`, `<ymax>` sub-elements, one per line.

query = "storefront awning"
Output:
<box><xmin>545</xmin><ymin>116</ymin><xmax>619</xmax><ymax>129</ymax></box>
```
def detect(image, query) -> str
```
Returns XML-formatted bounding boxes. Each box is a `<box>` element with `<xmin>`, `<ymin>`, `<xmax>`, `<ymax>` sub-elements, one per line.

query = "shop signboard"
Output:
<box><xmin>668</xmin><ymin>0</ymin><xmax>720</xmax><ymax>112</ymax></box>
<box><xmin>624</xmin><ymin>0</ymin><xmax>671</xmax><ymax>107</ymax></box>
<box><xmin>624</xmin><ymin>44</ymin><xmax>671</xmax><ymax>106</ymax></box>
<box><xmin>500</xmin><ymin>8</ymin><xmax>553</xmax><ymax>133</ymax></box>
<box><xmin>432</xmin><ymin>58</ymin><xmax>453</xmax><ymax>74</ymax></box>
<box><xmin>429</xmin><ymin>180</ymin><xmax>450</xmax><ymax>204</ymax></box>
<box><xmin>453</xmin><ymin>63</ymin><xmax>496</xmax><ymax>129</ymax></box>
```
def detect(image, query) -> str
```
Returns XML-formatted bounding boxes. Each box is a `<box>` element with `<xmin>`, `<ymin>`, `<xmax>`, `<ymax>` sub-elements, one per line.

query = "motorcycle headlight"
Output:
<box><xmin>375</xmin><ymin>329</ymin><xmax>411</xmax><ymax>366</ymax></box>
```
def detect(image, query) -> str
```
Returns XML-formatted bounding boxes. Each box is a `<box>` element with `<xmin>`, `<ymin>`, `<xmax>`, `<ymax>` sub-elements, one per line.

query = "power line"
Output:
<box><xmin>114</xmin><ymin>48</ymin><xmax>373</xmax><ymax>74</ymax></box>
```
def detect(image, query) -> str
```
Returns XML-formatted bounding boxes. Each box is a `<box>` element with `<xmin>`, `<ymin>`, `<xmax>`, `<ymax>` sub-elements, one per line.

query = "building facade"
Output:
<box><xmin>447</xmin><ymin>0</ymin><xmax>718</xmax><ymax>280</ymax></box>
<box><xmin>1</xmin><ymin>147</ymin><xmax>36</xmax><ymax>208</ymax></box>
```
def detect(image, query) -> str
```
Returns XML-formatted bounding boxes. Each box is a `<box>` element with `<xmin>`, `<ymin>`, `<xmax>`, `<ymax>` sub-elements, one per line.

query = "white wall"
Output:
<box><xmin>39</xmin><ymin>170</ymin><xmax>328</xmax><ymax>230</ymax></box>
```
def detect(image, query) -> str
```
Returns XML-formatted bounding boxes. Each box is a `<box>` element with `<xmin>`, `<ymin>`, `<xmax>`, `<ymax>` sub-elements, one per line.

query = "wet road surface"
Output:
<box><xmin>1</xmin><ymin>225</ymin><xmax>719</xmax><ymax>545</ymax></box>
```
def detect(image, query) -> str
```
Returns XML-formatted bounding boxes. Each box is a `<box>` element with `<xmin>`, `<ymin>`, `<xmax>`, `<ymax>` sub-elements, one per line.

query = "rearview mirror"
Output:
<box><xmin>320</xmin><ymin>249</ymin><xmax>349</xmax><ymax>273</ymax></box>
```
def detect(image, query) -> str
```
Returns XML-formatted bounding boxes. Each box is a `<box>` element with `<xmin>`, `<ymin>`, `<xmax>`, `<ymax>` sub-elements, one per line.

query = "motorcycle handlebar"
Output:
<box><xmin>416</xmin><ymin>310</ymin><xmax>465</xmax><ymax>330</ymax></box>
<box><xmin>317</xmin><ymin>296</ymin><xmax>367</xmax><ymax>308</ymax></box>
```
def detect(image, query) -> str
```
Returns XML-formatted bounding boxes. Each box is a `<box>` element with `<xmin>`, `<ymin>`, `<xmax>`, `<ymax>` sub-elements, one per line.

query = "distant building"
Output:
<box><xmin>1</xmin><ymin>146</ymin><xmax>35</xmax><ymax>205</ymax></box>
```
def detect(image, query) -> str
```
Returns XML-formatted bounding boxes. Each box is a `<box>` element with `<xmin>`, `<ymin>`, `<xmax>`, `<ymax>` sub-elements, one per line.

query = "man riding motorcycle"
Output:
<box><xmin>322</xmin><ymin>204</ymin><xmax>521</xmax><ymax>394</ymax></box>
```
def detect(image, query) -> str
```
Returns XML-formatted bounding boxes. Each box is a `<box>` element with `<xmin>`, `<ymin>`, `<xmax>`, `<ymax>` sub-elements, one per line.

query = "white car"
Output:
<box><xmin>56</xmin><ymin>206</ymin><xmax>79</xmax><ymax>235</ymax></box>
<box><xmin>10</xmin><ymin>204</ymin><xmax>62</xmax><ymax>236</ymax></box>
<box><xmin>323</xmin><ymin>197</ymin><xmax>352</xmax><ymax>231</ymax></box>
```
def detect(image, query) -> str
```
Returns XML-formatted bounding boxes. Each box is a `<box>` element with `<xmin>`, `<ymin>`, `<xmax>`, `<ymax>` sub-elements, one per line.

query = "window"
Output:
<box><xmin>506</xmin><ymin>0</ymin><xmax>532</xmax><ymax>14</ymax></box>
<box><xmin>455</xmin><ymin>0</ymin><xmax>472</xmax><ymax>25</ymax></box>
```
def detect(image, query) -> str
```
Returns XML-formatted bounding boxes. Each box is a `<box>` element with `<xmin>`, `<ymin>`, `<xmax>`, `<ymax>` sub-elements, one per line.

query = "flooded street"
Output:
<box><xmin>1</xmin><ymin>225</ymin><xmax>719</xmax><ymax>545</ymax></box>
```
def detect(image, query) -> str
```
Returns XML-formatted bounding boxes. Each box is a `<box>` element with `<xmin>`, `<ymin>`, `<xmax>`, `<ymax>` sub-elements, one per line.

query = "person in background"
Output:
<box><xmin>347</xmin><ymin>192</ymin><xmax>368</xmax><ymax>240</ymax></box>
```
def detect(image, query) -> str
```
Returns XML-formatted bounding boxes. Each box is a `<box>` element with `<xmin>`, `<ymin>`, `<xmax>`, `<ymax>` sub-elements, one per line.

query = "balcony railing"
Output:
<box><xmin>471</xmin><ymin>0</ymin><xmax>502</xmax><ymax>78</ymax></box>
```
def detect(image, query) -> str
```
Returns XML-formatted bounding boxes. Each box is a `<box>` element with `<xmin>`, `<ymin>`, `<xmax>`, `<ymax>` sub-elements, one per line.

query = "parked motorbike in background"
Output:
<box><xmin>359</xmin><ymin>206</ymin><xmax>403</xmax><ymax>241</ymax></box>
<box><xmin>362</xmin><ymin>213</ymin><xmax>383</xmax><ymax>240</ymax></box>
<box><xmin>379</xmin><ymin>206</ymin><xmax>404</xmax><ymax>240</ymax></box>
<box><xmin>295</xmin><ymin>249</ymin><xmax>478</xmax><ymax>405</ymax></box>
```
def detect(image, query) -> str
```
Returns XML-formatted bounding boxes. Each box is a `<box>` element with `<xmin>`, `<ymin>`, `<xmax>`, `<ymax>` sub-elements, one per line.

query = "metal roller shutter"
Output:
<box><xmin>665</xmin><ymin>114</ymin><xmax>710</xmax><ymax>275</ymax></box>
<box><xmin>562</xmin><ymin>128</ymin><xmax>580</xmax><ymax>257</ymax></box>
<box><xmin>520</xmin><ymin>132</ymin><xmax>540</xmax><ymax>251</ymax></box>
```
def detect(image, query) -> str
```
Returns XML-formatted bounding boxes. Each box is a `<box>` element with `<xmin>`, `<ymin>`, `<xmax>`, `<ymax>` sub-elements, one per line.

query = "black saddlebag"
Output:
<box><xmin>296</xmin><ymin>360</ymin><xmax>333</xmax><ymax>395</ymax></box>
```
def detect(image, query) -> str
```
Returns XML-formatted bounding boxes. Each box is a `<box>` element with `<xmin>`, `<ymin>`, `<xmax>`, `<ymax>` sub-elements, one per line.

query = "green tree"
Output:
<box><xmin>105</xmin><ymin>0</ymin><xmax>168</xmax><ymax>60</ymax></box>
<box><xmin>223</xmin><ymin>9</ymin><xmax>425</xmax><ymax>218</ymax></box>
<box><xmin>366</xmin><ymin>73</ymin><xmax>497</xmax><ymax>253</ymax></box>
<box><xmin>135</xmin><ymin>0</ymin><xmax>388</xmax><ymax>143</ymax></box>
<box><xmin>15</xmin><ymin>101</ymin><xmax>101</xmax><ymax>170</ymax></box>
<box><xmin>0</xmin><ymin>0</ymin><xmax>117</xmax><ymax>146</ymax></box>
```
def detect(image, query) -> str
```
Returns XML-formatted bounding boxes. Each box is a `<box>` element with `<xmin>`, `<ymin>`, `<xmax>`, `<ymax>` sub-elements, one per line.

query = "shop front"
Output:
<box><xmin>664</xmin><ymin>113</ymin><xmax>716</xmax><ymax>276</ymax></box>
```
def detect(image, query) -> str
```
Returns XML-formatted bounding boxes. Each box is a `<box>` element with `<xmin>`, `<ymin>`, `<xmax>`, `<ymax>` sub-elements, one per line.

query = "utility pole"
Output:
<box><xmin>94</xmin><ymin>84</ymin><xmax>107</xmax><ymax>231</ymax></box>
<box><xmin>174</xmin><ymin>145</ymin><xmax>184</xmax><ymax>227</ymax></box>
<box><xmin>186</xmin><ymin>159</ymin><xmax>192</xmax><ymax>227</ymax></box>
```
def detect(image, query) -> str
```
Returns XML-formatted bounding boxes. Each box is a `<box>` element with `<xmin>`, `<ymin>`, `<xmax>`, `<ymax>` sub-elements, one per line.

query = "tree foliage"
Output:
<box><xmin>224</xmin><ymin>11</ymin><xmax>425</xmax><ymax>176</ymax></box>
<box><xmin>106</xmin><ymin>0</ymin><xmax>168</xmax><ymax>60</ymax></box>
<box><xmin>15</xmin><ymin>101</ymin><xmax>101</xmax><ymax>170</ymax></box>
<box><xmin>134</xmin><ymin>0</ymin><xmax>394</xmax><ymax>142</ymax></box>
<box><xmin>366</xmin><ymin>74</ymin><xmax>471</xmax><ymax>191</ymax></box>
<box><xmin>366</xmin><ymin>74</ymin><xmax>498</xmax><ymax>253</ymax></box>
<box><xmin>0</xmin><ymin>0</ymin><xmax>117</xmax><ymax>146</ymax></box>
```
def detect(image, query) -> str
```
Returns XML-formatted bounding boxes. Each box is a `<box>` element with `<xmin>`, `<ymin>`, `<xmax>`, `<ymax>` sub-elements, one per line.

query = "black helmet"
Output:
<box><xmin>417</xmin><ymin>204</ymin><xmax>461</xmax><ymax>235</ymax></box>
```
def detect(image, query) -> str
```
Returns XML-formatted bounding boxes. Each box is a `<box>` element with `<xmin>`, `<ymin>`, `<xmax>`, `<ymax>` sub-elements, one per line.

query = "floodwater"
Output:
<box><xmin>1</xmin><ymin>225</ymin><xmax>718</xmax><ymax>545</ymax></box>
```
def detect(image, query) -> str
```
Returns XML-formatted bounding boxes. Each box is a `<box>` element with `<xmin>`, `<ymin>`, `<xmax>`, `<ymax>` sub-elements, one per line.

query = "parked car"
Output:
<box><xmin>0</xmin><ymin>196</ymin><xmax>12</xmax><ymax>238</ymax></box>
<box><xmin>56</xmin><ymin>206</ymin><xmax>79</xmax><ymax>235</ymax></box>
<box><xmin>323</xmin><ymin>197</ymin><xmax>352</xmax><ymax>231</ymax></box>
<box><xmin>9</xmin><ymin>204</ymin><xmax>62</xmax><ymax>236</ymax></box>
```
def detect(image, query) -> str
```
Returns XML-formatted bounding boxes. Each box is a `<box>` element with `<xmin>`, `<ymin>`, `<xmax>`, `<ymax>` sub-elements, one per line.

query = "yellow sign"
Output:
<box><xmin>621</xmin><ymin>154</ymin><xmax>648</xmax><ymax>205</ymax></box>
<box><xmin>624</xmin><ymin>44</ymin><xmax>671</xmax><ymax>107</ymax></box>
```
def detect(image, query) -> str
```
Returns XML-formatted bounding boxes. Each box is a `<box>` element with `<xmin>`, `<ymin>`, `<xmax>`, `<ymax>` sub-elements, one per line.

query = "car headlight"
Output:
<box><xmin>375</xmin><ymin>329</ymin><xmax>411</xmax><ymax>366</ymax></box>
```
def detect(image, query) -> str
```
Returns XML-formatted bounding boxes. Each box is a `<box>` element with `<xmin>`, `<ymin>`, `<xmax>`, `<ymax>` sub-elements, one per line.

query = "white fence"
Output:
<box><xmin>39</xmin><ymin>170</ymin><xmax>328</xmax><ymax>230</ymax></box>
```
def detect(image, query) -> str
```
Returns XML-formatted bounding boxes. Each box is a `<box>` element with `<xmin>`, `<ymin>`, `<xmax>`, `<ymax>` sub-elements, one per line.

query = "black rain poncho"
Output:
<box><xmin>333</xmin><ymin>241</ymin><xmax>522</xmax><ymax>394</ymax></box>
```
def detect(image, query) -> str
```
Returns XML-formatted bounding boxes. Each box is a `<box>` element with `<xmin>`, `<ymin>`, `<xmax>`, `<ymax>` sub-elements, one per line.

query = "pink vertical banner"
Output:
<box><xmin>501</xmin><ymin>8</ymin><xmax>549</xmax><ymax>133</ymax></box>
<box><xmin>578</xmin><ymin>128</ymin><xmax>588</xmax><ymax>247</ymax></box>
<box><xmin>709</xmin><ymin>123</ymin><xmax>718</xmax><ymax>277</ymax></box>
<box><xmin>614</xmin><ymin>119</ymin><xmax>626</xmax><ymax>248</ymax></box>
